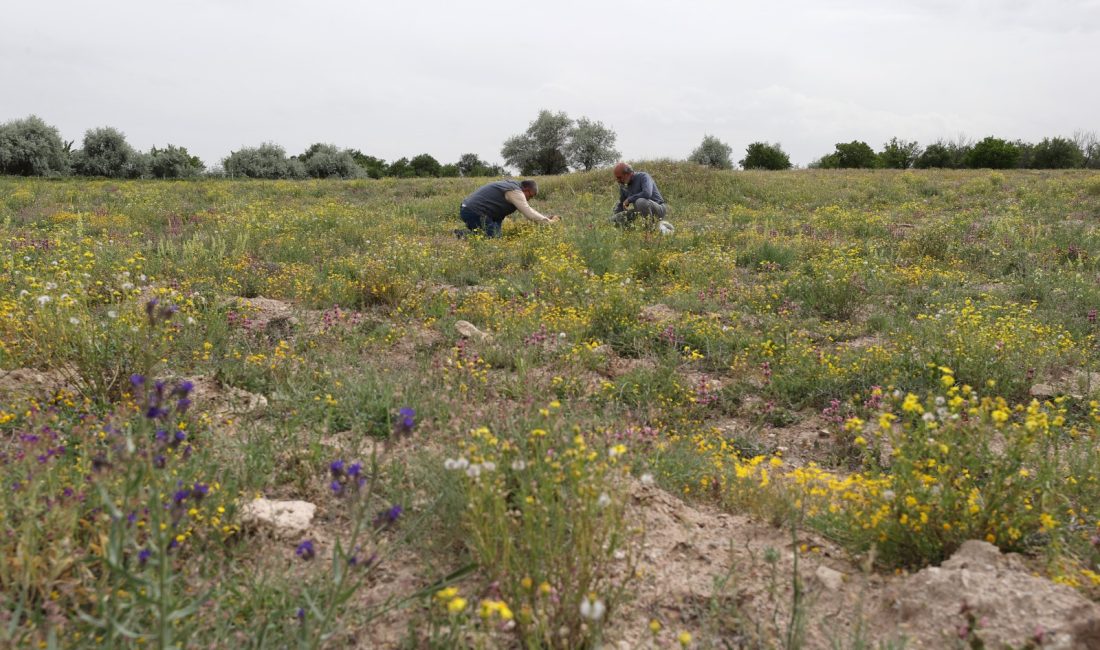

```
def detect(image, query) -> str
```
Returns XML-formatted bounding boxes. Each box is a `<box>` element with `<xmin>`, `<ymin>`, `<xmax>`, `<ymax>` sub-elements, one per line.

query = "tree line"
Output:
<box><xmin>2</xmin><ymin>113</ymin><xmax>1098</xmax><ymax>179</ymax></box>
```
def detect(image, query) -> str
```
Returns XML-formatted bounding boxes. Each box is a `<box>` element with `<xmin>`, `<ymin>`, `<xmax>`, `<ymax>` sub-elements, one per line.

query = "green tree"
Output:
<box><xmin>297</xmin><ymin>143</ymin><xmax>364</xmax><ymax>178</ymax></box>
<box><xmin>819</xmin><ymin>141</ymin><xmax>879</xmax><ymax>169</ymax></box>
<box><xmin>456</xmin><ymin>153</ymin><xmax>504</xmax><ymax>177</ymax></box>
<box><xmin>409</xmin><ymin>153</ymin><xmax>442</xmax><ymax>177</ymax></box>
<box><xmin>965</xmin><ymin>137</ymin><xmax>1020</xmax><ymax>169</ymax></box>
<box><xmin>148</xmin><ymin>145</ymin><xmax>204</xmax><ymax>178</ymax></box>
<box><xmin>739</xmin><ymin>142</ymin><xmax>791</xmax><ymax>170</ymax></box>
<box><xmin>223</xmin><ymin>143</ymin><xmax>307</xmax><ymax>179</ymax></box>
<box><xmin>565</xmin><ymin>118</ymin><xmax>619</xmax><ymax>171</ymax></box>
<box><xmin>1030</xmin><ymin>137</ymin><xmax>1085</xmax><ymax>169</ymax></box>
<box><xmin>386</xmin><ymin>157</ymin><xmax>414</xmax><ymax>178</ymax></box>
<box><xmin>879</xmin><ymin>137</ymin><xmax>922</xmax><ymax>169</ymax></box>
<box><xmin>72</xmin><ymin>127</ymin><xmax>143</xmax><ymax>178</ymax></box>
<box><xmin>0</xmin><ymin>115</ymin><xmax>70</xmax><ymax>176</ymax></box>
<box><xmin>501</xmin><ymin>110</ymin><xmax>573</xmax><ymax>175</ymax></box>
<box><xmin>688</xmin><ymin>135</ymin><xmax>733</xmax><ymax>170</ymax></box>
<box><xmin>348</xmin><ymin>150</ymin><xmax>387</xmax><ymax>178</ymax></box>
<box><xmin>915</xmin><ymin>138</ymin><xmax>971</xmax><ymax>169</ymax></box>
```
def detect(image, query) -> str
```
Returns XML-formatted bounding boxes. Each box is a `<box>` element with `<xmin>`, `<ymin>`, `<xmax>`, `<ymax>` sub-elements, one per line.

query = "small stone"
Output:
<box><xmin>240</xmin><ymin>499</ymin><xmax>316</xmax><ymax>538</ymax></box>
<box><xmin>1029</xmin><ymin>383</ymin><xmax>1058</xmax><ymax>398</ymax></box>
<box><xmin>455</xmin><ymin>320</ymin><xmax>491</xmax><ymax>341</ymax></box>
<box><xmin>815</xmin><ymin>565</ymin><xmax>845</xmax><ymax>591</ymax></box>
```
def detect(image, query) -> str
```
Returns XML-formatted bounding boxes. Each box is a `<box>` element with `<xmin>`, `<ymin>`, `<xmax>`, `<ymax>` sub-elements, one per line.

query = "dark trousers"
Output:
<box><xmin>459</xmin><ymin>206</ymin><xmax>503</xmax><ymax>238</ymax></box>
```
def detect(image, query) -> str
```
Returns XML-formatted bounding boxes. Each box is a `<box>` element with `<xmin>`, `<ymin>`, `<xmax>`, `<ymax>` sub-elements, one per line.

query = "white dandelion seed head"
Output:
<box><xmin>511</xmin><ymin>460</ymin><xmax>527</xmax><ymax>471</ymax></box>
<box><xmin>37</xmin><ymin>295</ymin><xmax>51</xmax><ymax>305</ymax></box>
<box><xmin>465</xmin><ymin>464</ymin><xmax>482</xmax><ymax>478</ymax></box>
<box><xmin>107</xmin><ymin>310</ymin><xmax>118</xmax><ymax>319</ymax></box>
<box><xmin>640</xmin><ymin>473</ymin><xmax>655</xmax><ymax>486</ymax></box>
<box><xmin>579</xmin><ymin>596</ymin><xmax>605</xmax><ymax>621</ymax></box>
<box><xmin>596</xmin><ymin>493</ymin><xmax>611</xmax><ymax>508</ymax></box>
<box><xmin>68</xmin><ymin>317</ymin><xmax>80</xmax><ymax>325</ymax></box>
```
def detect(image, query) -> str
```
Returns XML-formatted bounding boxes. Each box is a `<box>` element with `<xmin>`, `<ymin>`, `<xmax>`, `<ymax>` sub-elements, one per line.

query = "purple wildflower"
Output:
<box><xmin>173</xmin><ymin>489</ymin><xmax>190</xmax><ymax>505</ymax></box>
<box><xmin>173</xmin><ymin>380</ymin><xmax>194</xmax><ymax>397</ymax></box>
<box><xmin>330</xmin><ymin>480</ymin><xmax>344</xmax><ymax>496</ymax></box>
<box><xmin>130</xmin><ymin>373</ymin><xmax>145</xmax><ymax>387</ymax></box>
<box><xmin>176</xmin><ymin>398</ymin><xmax>191</xmax><ymax>414</ymax></box>
<box><xmin>394</xmin><ymin>407</ymin><xmax>416</xmax><ymax>435</ymax></box>
<box><xmin>374</xmin><ymin>504</ymin><xmax>403</xmax><ymax>528</ymax></box>
<box><xmin>295</xmin><ymin>539</ymin><xmax>315</xmax><ymax>561</ymax></box>
<box><xmin>190</xmin><ymin>483</ymin><xmax>209</xmax><ymax>501</ymax></box>
<box><xmin>348</xmin><ymin>463</ymin><xmax>362</xmax><ymax>478</ymax></box>
<box><xmin>138</xmin><ymin>548</ymin><xmax>152</xmax><ymax>566</ymax></box>
<box><xmin>329</xmin><ymin>460</ymin><xmax>345</xmax><ymax>478</ymax></box>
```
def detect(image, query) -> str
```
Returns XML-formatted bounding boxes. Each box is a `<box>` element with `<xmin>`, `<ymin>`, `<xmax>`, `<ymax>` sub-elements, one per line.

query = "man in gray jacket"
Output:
<box><xmin>457</xmin><ymin>179</ymin><xmax>558</xmax><ymax>238</ymax></box>
<box><xmin>612</xmin><ymin>162</ymin><xmax>670</xmax><ymax>230</ymax></box>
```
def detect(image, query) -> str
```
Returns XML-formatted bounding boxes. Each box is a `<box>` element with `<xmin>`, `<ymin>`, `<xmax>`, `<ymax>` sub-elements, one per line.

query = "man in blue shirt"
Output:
<box><xmin>611</xmin><ymin>162</ymin><xmax>670</xmax><ymax>231</ymax></box>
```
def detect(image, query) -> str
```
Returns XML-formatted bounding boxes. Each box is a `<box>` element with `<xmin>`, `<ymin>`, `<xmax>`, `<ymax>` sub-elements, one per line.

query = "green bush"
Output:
<box><xmin>149</xmin><ymin>145</ymin><xmax>205</xmax><ymax>178</ymax></box>
<box><xmin>298</xmin><ymin>143</ymin><xmax>364</xmax><ymax>179</ymax></box>
<box><xmin>739</xmin><ymin>142</ymin><xmax>791</xmax><ymax>170</ymax></box>
<box><xmin>816</xmin><ymin>141</ymin><xmax>879</xmax><ymax>169</ymax></box>
<box><xmin>966</xmin><ymin>137</ymin><xmax>1020</xmax><ymax>169</ymax></box>
<box><xmin>223</xmin><ymin>143</ymin><xmax>307</xmax><ymax>179</ymax></box>
<box><xmin>0</xmin><ymin>115</ymin><xmax>70</xmax><ymax>176</ymax></box>
<box><xmin>72</xmin><ymin>127</ymin><xmax>144</xmax><ymax>178</ymax></box>
<box><xmin>879</xmin><ymin>137</ymin><xmax>922</xmax><ymax>169</ymax></box>
<box><xmin>688</xmin><ymin>135</ymin><xmax>733</xmax><ymax>170</ymax></box>
<box><xmin>1030</xmin><ymin>137</ymin><xmax>1085</xmax><ymax>169</ymax></box>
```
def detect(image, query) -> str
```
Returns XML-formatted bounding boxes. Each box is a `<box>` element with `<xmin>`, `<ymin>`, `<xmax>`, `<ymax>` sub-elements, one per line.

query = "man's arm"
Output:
<box><xmin>624</xmin><ymin>173</ymin><xmax>656</xmax><ymax>205</ymax></box>
<box><xmin>505</xmin><ymin>190</ymin><xmax>553</xmax><ymax>224</ymax></box>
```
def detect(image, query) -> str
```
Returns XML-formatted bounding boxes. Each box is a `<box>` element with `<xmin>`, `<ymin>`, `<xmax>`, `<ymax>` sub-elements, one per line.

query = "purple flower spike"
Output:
<box><xmin>330</xmin><ymin>480</ymin><xmax>343</xmax><ymax>496</ymax></box>
<box><xmin>138</xmin><ymin>548</ymin><xmax>152</xmax><ymax>566</ymax></box>
<box><xmin>176</xmin><ymin>398</ymin><xmax>192</xmax><ymax>414</ymax></box>
<box><xmin>190</xmin><ymin>483</ymin><xmax>209</xmax><ymax>501</ymax></box>
<box><xmin>348</xmin><ymin>463</ymin><xmax>362</xmax><ymax>478</ymax></box>
<box><xmin>295</xmin><ymin>539</ymin><xmax>315</xmax><ymax>561</ymax></box>
<box><xmin>329</xmin><ymin>460</ymin><xmax>345</xmax><ymax>478</ymax></box>
<box><xmin>173</xmin><ymin>380</ymin><xmax>194</xmax><ymax>397</ymax></box>
<box><xmin>394</xmin><ymin>406</ymin><xmax>416</xmax><ymax>435</ymax></box>
<box><xmin>130</xmin><ymin>374</ymin><xmax>145</xmax><ymax>387</ymax></box>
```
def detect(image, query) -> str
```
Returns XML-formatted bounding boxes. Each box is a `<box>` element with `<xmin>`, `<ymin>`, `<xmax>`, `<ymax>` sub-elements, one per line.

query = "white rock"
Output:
<box><xmin>240</xmin><ymin>498</ymin><xmax>316</xmax><ymax>538</ymax></box>
<box><xmin>815</xmin><ymin>565</ymin><xmax>845</xmax><ymax>591</ymax></box>
<box><xmin>455</xmin><ymin>320</ymin><xmax>492</xmax><ymax>341</ymax></box>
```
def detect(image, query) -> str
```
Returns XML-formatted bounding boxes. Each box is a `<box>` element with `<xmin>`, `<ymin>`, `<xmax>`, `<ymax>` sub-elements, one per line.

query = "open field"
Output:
<box><xmin>4</xmin><ymin>164</ymin><xmax>1100</xmax><ymax>648</ymax></box>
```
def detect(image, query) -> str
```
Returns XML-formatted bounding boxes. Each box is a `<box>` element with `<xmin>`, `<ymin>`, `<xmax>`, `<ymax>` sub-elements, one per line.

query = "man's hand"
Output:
<box><xmin>547</xmin><ymin>215</ymin><xmax>561</xmax><ymax>223</ymax></box>
<box><xmin>622</xmin><ymin>202</ymin><xmax>632</xmax><ymax>211</ymax></box>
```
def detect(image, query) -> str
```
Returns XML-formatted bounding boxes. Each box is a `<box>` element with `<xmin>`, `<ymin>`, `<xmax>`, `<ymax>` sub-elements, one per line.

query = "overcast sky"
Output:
<box><xmin>3</xmin><ymin>0</ymin><xmax>1098</xmax><ymax>169</ymax></box>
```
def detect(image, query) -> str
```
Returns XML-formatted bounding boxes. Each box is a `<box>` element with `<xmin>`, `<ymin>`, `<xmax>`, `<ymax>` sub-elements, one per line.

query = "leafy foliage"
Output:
<box><xmin>965</xmin><ymin>137</ymin><xmax>1020</xmax><ymax>169</ymax></box>
<box><xmin>223</xmin><ymin>142</ymin><xmax>307</xmax><ymax>179</ymax></box>
<box><xmin>72</xmin><ymin>127</ymin><xmax>143</xmax><ymax>178</ymax></box>
<box><xmin>688</xmin><ymin>135</ymin><xmax>733</xmax><ymax>170</ymax></box>
<box><xmin>879</xmin><ymin>137</ymin><xmax>922</xmax><ymax>169</ymax></box>
<box><xmin>148</xmin><ymin>145</ymin><xmax>205</xmax><ymax>179</ymax></box>
<box><xmin>565</xmin><ymin>118</ymin><xmax>619</xmax><ymax>171</ymax></box>
<box><xmin>0</xmin><ymin>115</ymin><xmax>70</xmax><ymax>176</ymax></box>
<box><xmin>298</xmin><ymin>143</ymin><xmax>364</xmax><ymax>179</ymax></box>
<box><xmin>739</xmin><ymin>142</ymin><xmax>792</xmax><ymax>170</ymax></box>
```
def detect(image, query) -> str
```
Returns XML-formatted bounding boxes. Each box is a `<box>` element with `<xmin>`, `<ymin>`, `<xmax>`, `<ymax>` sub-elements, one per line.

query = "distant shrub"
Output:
<box><xmin>72</xmin><ymin>127</ymin><xmax>144</xmax><ymax>178</ymax></box>
<box><xmin>914</xmin><ymin>139</ymin><xmax>971</xmax><ymax>169</ymax></box>
<box><xmin>1030</xmin><ymin>137</ymin><xmax>1085</xmax><ymax>169</ymax></box>
<box><xmin>456</xmin><ymin>153</ymin><xmax>504</xmax><ymax>177</ymax></box>
<box><xmin>409</xmin><ymin>153</ymin><xmax>442</xmax><ymax>177</ymax></box>
<box><xmin>817</xmin><ymin>141</ymin><xmax>879</xmax><ymax>169</ymax></box>
<box><xmin>0</xmin><ymin>115</ymin><xmax>70</xmax><ymax>176</ymax></box>
<box><xmin>565</xmin><ymin>117</ymin><xmax>619</xmax><ymax>171</ymax></box>
<box><xmin>965</xmin><ymin>137</ymin><xmax>1020</xmax><ymax>169</ymax></box>
<box><xmin>223</xmin><ymin>143</ymin><xmax>307</xmax><ymax>179</ymax></box>
<box><xmin>148</xmin><ymin>145</ymin><xmax>205</xmax><ymax>178</ymax></box>
<box><xmin>688</xmin><ymin>135</ymin><xmax>733</xmax><ymax>170</ymax></box>
<box><xmin>739</xmin><ymin>142</ymin><xmax>791</xmax><ymax>170</ymax></box>
<box><xmin>879</xmin><ymin>137</ymin><xmax>922</xmax><ymax>169</ymax></box>
<box><xmin>298</xmin><ymin>143</ymin><xmax>364</xmax><ymax>179</ymax></box>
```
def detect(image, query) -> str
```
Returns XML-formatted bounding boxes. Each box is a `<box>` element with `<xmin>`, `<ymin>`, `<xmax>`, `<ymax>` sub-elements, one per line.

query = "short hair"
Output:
<box><xmin>520</xmin><ymin>179</ymin><xmax>538</xmax><ymax>195</ymax></box>
<box><xmin>618</xmin><ymin>163</ymin><xmax>633</xmax><ymax>174</ymax></box>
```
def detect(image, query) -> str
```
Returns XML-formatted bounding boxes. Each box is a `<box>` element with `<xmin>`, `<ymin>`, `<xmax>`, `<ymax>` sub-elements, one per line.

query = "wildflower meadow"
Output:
<box><xmin>3</xmin><ymin>163</ymin><xmax>1100</xmax><ymax>648</ymax></box>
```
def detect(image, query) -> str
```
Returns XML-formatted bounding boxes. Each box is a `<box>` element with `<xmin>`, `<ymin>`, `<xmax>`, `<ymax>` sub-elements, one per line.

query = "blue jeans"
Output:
<box><xmin>460</xmin><ymin>206</ymin><xmax>502</xmax><ymax>238</ymax></box>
